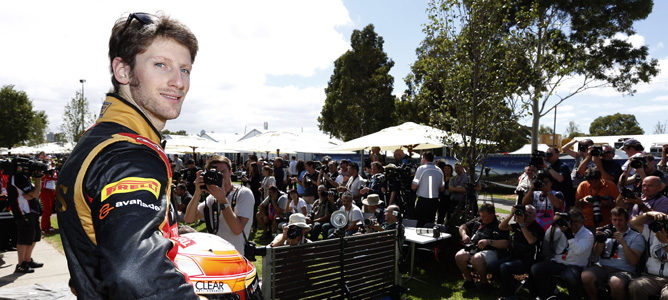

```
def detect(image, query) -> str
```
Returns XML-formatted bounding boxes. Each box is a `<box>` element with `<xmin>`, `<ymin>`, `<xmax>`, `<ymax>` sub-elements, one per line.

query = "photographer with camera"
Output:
<box><xmin>628</xmin><ymin>211</ymin><xmax>668</xmax><ymax>299</ymax></box>
<box><xmin>581</xmin><ymin>207</ymin><xmax>644</xmax><ymax>300</ymax></box>
<box><xmin>497</xmin><ymin>204</ymin><xmax>544</xmax><ymax>298</ymax></box>
<box><xmin>576</xmin><ymin>144</ymin><xmax>621</xmax><ymax>184</ymax></box>
<box><xmin>307</xmin><ymin>186</ymin><xmax>337</xmax><ymax>240</ymax></box>
<box><xmin>575</xmin><ymin>167</ymin><xmax>619</xmax><ymax>230</ymax></box>
<box><xmin>542</xmin><ymin>147</ymin><xmax>575</xmax><ymax>208</ymax></box>
<box><xmin>184</xmin><ymin>156</ymin><xmax>254</xmax><ymax>256</ymax></box>
<box><xmin>620</xmin><ymin>153</ymin><xmax>663</xmax><ymax>191</ymax></box>
<box><xmin>256</xmin><ymin>186</ymin><xmax>288</xmax><ymax>238</ymax></box>
<box><xmin>270</xmin><ymin>213</ymin><xmax>312</xmax><ymax>247</ymax></box>
<box><xmin>366</xmin><ymin>161</ymin><xmax>387</xmax><ymax>201</ymax></box>
<box><xmin>619</xmin><ymin>176</ymin><xmax>668</xmax><ymax>218</ymax></box>
<box><xmin>455</xmin><ymin>203</ymin><xmax>508</xmax><ymax>290</ymax></box>
<box><xmin>368</xmin><ymin>204</ymin><xmax>402</xmax><ymax>232</ymax></box>
<box><xmin>618</xmin><ymin>138</ymin><xmax>645</xmax><ymax>189</ymax></box>
<box><xmin>522</xmin><ymin>170</ymin><xmax>564</xmax><ymax>231</ymax></box>
<box><xmin>412</xmin><ymin>152</ymin><xmax>444</xmax><ymax>227</ymax></box>
<box><xmin>317</xmin><ymin>160</ymin><xmax>340</xmax><ymax>190</ymax></box>
<box><xmin>530</xmin><ymin>208</ymin><xmax>593</xmax><ymax>300</ymax></box>
<box><xmin>327</xmin><ymin>191</ymin><xmax>363</xmax><ymax>238</ymax></box>
<box><xmin>7</xmin><ymin>159</ymin><xmax>44</xmax><ymax>273</ymax></box>
<box><xmin>563</xmin><ymin>139</ymin><xmax>595</xmax><ymax>188</ymax></box>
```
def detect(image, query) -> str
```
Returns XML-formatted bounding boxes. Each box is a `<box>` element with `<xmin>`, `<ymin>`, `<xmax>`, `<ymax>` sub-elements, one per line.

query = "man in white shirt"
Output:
<box><xmin>328</xmin><ymin>191</ymin><xmax>363</xmax><ymax>237</ymax></box>
<box><xmin>411</xmin><ymin>151</ymin><xmax>444</xmax><ymax>227</ymax></box>
<box><xmin>629</xmin><ymin>211</ymin><xmax>668</xmax><ymax>299</ymax></box>
<box><xmin>289</xmin><ymin>156</ymin><xmax>297</xmax><ymax>176</ymax></box>
<box><xmin>184</xmin><ymin>156</ymin><xmax>254</xmax><ymax>256</ymax></box>
<box><xmin>530</xmin><ymin>208</ymin><xmax>594</xmax><ymax>299</ymax></box>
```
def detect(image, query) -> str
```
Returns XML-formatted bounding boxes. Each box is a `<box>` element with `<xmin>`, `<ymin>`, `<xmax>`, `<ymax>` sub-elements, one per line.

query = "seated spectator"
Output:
<box><xmin>455</xmin><ymin>203</ymin><xmax>509</xmax><ymax>290</ymax></box>
<box><xmin>362</xmin><ymin>194</ymin><xmax>385</xmax><ymax>225</ymax></box>
<box><xmin>530</xmin><ymin>208</ymin><xmax>593</xmax><ymax>300</ymax></box>
<box><xmin>173</xmin><ymin>183</ymin><xmax>192</xmax><ymax>213</ymax></box>
<box><xmin>286</xmin><ymin>188</ymin><xmax>308</xmax><ymax>216</ymax></box>
<box><xmin>256</xmin><ymin>186</ymin><xmax>288</xmax><ymax>238</ymax></box>
<box><xmin>307</xmin><ymin>186</ymin><xmax>337</xmax><ymax>240</ymax></box>
<box><xmin>496</xmin><ymin>204</ymin><xmax>544</xmax><ymax>298</ymax></box>
<box><xmin>369</xmin><ymin>204</ymin><xmax>403</xmax><ymax>232</ymax></box>
<box><xmin>618</xmin><ymin>176</ymin><xmax>668</xmax><ymax>218</ymax></box>
<box><xmin>515</xmin><ymin>165</ymin><xmax>537</xmax><ymax>205</ymax></box>
<box><xmin>575</xmin><ymin>167</ymin><xmax>619</xmax><ymax>229</ymax></box>
<box><xmin>628</xmin><ymin>211</ymin><xmax>668</xmax><ymax>299</ymax></box>
<box><xmin>581</xmin><ymin>207</ymin><xmax>644</xmax><ymax>300</ymax></box>
<box><xmin>328</xmin><ymin>191</ymin><xmax>363</xmax><ymax>238</ymax></box>
<box><xmin>269</xmin><ymin>213</ymin><xmax>312</xmax><ymax>247</ymax></box>
<box><xmin>522</xmin><ymin>172</ymin><xmax>564</xmax><ymax>231</ymax></box>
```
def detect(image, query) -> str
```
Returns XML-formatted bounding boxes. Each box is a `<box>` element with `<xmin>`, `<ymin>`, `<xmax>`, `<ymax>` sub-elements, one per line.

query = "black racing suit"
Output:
<box><xmin>56</xmin><ymin>94</ymin><xmax>197</xmax><ymax>299</ymax></box>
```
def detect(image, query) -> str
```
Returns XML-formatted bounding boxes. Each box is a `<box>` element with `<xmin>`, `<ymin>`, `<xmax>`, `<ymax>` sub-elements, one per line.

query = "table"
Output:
<box><xmin>403</xmin><ymin>227</ymin><xmax>451</xmax><ymax>283</ymax></box>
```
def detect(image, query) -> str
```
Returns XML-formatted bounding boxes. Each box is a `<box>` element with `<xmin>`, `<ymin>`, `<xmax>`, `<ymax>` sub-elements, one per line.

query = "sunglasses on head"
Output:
<box><xmin>121</xmin><ymin>12</ymin><xmax>154</xmax><ymax>34</ymax></box>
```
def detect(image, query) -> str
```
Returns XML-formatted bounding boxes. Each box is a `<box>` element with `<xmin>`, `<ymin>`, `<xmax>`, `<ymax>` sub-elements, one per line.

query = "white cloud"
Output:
<box><xmin>652</xmin><ymin>95</ymin><xmax>668</xmax><ymax>102</ymax></box>
<box><xmin>0</xmin><ymin>0</ymin><xmax>352</xmax><ymax>134</ymax></box>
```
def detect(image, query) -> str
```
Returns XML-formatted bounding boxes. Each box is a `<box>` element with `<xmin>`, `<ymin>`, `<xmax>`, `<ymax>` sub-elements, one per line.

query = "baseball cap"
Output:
<box><xmin>619</xmin><ymin>138</ymin><xmax>642</xmax><ymax>150</ymax></box>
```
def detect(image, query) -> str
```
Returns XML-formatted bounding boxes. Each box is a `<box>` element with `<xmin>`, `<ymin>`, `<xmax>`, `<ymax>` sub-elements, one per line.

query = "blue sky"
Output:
<box><xmin>0</xmin><ymin>0</ymin><xmax>665</xmax><ymax>145</ymax></box>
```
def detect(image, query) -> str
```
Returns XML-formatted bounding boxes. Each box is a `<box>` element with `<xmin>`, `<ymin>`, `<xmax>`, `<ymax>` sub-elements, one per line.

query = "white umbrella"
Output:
<box><xmin>228</xmin><ymin>131</ymin><xmax>348</xmax><ymax>154</ymax></box>
<box><xmin>331</xmin><ymin>122</ymin><xmax>451</xmax><ymax>152</ymax></box>
<box><xmin>164</xmin><ymin>135</ymin><xmax>238</xmax><ymax>154</ymax></box>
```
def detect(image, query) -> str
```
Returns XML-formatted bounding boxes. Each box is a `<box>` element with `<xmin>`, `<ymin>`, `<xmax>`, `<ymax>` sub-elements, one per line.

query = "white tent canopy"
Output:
<box><xmin>164</xmin><ymin>135</ymin><xmax>238</xmax><ymax>154</ymax></box>
<box><xmin>228</xmin><ymin>131</ymin><xmax>348</xmax><ymax>154</ymax></box>
<box><xmin>507</xmin><ymin>143</ymin><xmax>550</xmax><ymax>155</ymax></box>
<box><xmin>332</xmin><ymin>122</ymin><xmax>493</xmax><ymax>152</ymax></box>
<box><xmin>1</xmin><ymin>142</ymin><xmax>74</xmax><ymax>155</ymax></box>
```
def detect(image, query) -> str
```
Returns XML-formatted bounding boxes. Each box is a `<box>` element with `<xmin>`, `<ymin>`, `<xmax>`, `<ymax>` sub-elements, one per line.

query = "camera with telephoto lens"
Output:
<box><xmin>200</xmin><ymin>169</ymin><xmax>223</xmax><ymax>189</ymax></box>
<box><xmin>532</xmin><ymin>169</ymin><xmax>549</xmax><ymax>190</ymax></box>
<box><xmin>514</xmin><ymin>205</ymin><xmax>525</xmax><ymax>217</ymax></box>
<box><xmin>630</xmin><ymin>156</ymin><xmax>646</xmax><ymax>169</ymax></box>
<box><xmin>590</xmin><ymin>145</ymin><xmax>603</xmax><ymax>156</ymax></box>
<box><xmin>649</xmin><ymin>218</ymin><xmax>668</xmax><ymax>233</ymax></box>
<box><xmin>585</xmin><ymin>195</ymin><xmax>614</xmax><ymax>226</ymax></box>
<box><xmin>595</xmin><ymin>224</ymin><xmax>617</xmax><ymax>243</ymax></box>
<box><xmin>554</xmin><ymin>212</ymin><xmax>571</xmax><ymax>228</ymax></box>
<box><xmin>287</xmin><ymin>225</ymin><xmax>303</xmax><ymax>239</ymax></box>
<box><xmin>578</xmin><ymin>142</ymin><xmax>590</xmax><ymax>153</ymax></box>
<box><xmin>530</xmin><ymin>151</ymin><xmax>546</xmax><ymax>168</ymax></box>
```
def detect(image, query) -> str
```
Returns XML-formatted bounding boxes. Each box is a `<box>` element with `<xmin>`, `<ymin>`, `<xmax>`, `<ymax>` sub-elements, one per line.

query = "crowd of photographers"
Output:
<box><xmin>458</xmin><ymin>139</ymin><xmax>668</xmax><ymax>299</ymax></box>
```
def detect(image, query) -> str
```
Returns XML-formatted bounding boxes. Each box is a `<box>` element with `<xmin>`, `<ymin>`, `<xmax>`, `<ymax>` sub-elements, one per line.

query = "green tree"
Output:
<box><xmin>161</xmin><ymin>129</ymin><xmax>187</xmax><ymax>135</ymax></box>
<box><xmin>405</xmin><ymin>0</ymin><xmax>527</xmax><ymax>188</ymax></box>
<box><xmin>54</xmin><ymin>132</ymin><xmax>68</xmax><ymax>144</ymax></box>
<box><xmin>318</xmin><ymin>24</ymin><xmax>396</xmax><ymax>141</ymax></box>
<box><xmin>564</xmin><ymin>121</ymin><xmax>585</xmax><ymax>139</ymax></box>
<box><xmin>62</xmin><ymin>91</ymin><xmax>95</xmax><ymax>143</ymax></box>
<box><xmin>0</xmin><ymin>85</ymin><xmax>43</xmax><ymax>148</ymax></box>
<box><xmin>589</xmin><ymin>113</ymin><xmax>644</xmax><ymax>136</ymax></box>
<box><xmin>507</xmin><ymin>1</ymin><xmax>659</xmax><ymax>151</ymax></box>
<box><xmin>393</xmin><ymin>96</ymin><xmax>421</xmax><ymax>125</ymax></box>
<box><xmin>653</xmin><ymin>121</ymin><xmax>666</xmax><ymax>134</ymax></box>
<box><xmin>538</xmin><ymin>125</ymin><xmax>554</xmax><ymax>135</ymax></box>
<box><xmin>24</xmin><ymin>110</ymin><xmax>48</xmax><ymax>146</ymax></box>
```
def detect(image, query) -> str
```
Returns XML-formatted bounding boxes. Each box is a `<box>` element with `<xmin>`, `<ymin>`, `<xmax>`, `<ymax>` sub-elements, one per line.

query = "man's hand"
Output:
<box><xmin>360</xmin><ymin>187</ymin><xmax>370</xmax><ymax>195</ymax></box>
<box><xmin>207</xmin><ymin>184</ymin><xmax>227</xmax><ymax>205</ymax></box>
<box><xmin>477</xmin><ymin>239</ymin><xmax>491</xmax><ymax>249</ymax></box>
<box><xmin>624</xmin><ymin>195</ymin><xmax>643</xmax><ymax>206</ymax></box>
<box><xmin>194</xmin><ymin>170</ymin><xmax>204</xmax><ymax>194</ymax></box>
<box><xmin>462</xmin><ymin>234</ymin><xmax>471</xmax><ymax>244</ymax></box>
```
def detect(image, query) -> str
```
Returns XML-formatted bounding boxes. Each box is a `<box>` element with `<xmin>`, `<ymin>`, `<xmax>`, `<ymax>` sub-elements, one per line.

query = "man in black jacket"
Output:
<box><xmin>57</xmin><ymin>12</ymin><xmax>199</xmax><ymax>299</ymax></box>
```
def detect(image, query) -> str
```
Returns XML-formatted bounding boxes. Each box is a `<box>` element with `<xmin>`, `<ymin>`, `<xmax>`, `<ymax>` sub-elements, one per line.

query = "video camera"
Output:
<box><xmin>595</xmin><ymin>224</ymin><xmax>617</xmax><ymax>243</ymax></box>
<box><xmin>0</xmin><ymin>157</ymin><xmax>50</xmax><ymax>177</ymax></box>
<box><xmin>553</xmin><ymin>212</ymin><xmax>571</xmax><ymax>228</ymax></box>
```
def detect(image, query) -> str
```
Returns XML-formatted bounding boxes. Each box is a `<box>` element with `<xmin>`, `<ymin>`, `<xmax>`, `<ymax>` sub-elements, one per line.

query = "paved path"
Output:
<box><xmin>0</xmin><ymin>239</ymin><xmax>73</xmax><ymax>299</ymax></box>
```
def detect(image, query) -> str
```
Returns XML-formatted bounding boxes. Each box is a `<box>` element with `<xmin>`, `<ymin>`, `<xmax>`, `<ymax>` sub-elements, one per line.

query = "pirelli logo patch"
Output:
<box><xmin>101</xmin><ymin>177</ymin><xmax>160</xmax><ymax>202</ymax></box>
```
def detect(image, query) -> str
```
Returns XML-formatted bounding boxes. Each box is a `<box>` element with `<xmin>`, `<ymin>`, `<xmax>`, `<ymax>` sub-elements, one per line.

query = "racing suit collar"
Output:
<box><xmin>97</xmin><ymin>93</ymin><xmax>163</xmax><ymax>145</ymax></box>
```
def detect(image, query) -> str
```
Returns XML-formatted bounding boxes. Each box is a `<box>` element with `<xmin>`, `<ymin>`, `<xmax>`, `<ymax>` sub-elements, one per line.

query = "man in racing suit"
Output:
<box><xmin>56</xmin><ymin>12</ymin><xmax>199</xmax><ymax>299</ymax></box>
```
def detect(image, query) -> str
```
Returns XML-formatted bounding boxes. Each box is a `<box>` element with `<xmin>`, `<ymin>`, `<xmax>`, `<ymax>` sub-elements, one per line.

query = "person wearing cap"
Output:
<box><xmin>412</xmin><ymin>151</ymin><xmax>444</xmax><ymax>227</ymax></box>
<box><xmin>270</xmin><ymin>213</ymin><xmax>312</xmax><ymax>247</ymax></box>
<box><xmin>362</xmin><ymin>194</ymin><xmax>385</xmax><ymax>225</ymax></box>
<box><xmin>618</xmin><ymin>138</ymin><xmax>645</xmax><ymax>189</ymax></box>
